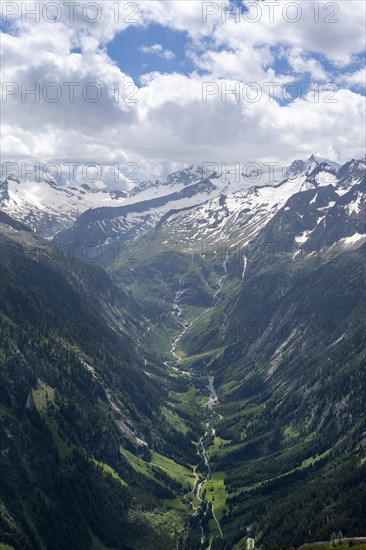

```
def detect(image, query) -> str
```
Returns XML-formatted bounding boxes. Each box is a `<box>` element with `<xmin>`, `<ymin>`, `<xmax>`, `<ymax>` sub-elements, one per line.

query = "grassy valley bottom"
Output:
<box><xmin>2</xmin><ymin>348</ymin><xmax>364</xmax><ymax>550</ymax></box>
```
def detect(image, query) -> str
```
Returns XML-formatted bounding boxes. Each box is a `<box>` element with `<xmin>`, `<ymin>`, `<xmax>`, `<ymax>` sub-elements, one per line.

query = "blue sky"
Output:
<box><xmin>107</xmin><ymin>21</ymin><xmax>365</xmax><ymax>98</ymax></box>
<box><xmin>1</xmin><ymin>0</ymin><xmax>365</xmax><ymax>174</ymax></box>
<box><xmin>107</xmin><ymin>23</ymin><xmax>197</xmax><ymax>84</ymax></box>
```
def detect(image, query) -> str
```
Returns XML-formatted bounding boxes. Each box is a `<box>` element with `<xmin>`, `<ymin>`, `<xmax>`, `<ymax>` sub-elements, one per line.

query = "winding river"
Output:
<box><xmin>179</xmin><ymin>375</ymin><xmax>224</xmax><ymax>545</ymax></box>
<box><xmin>196</xmin><ymin>377</ymin><xmax>224</xmax><ymax>542</ymax></box>
<box><xmin>167</xmin><ymin>255</ymin><xmax>228</xmax><ymax>544</ymax></box>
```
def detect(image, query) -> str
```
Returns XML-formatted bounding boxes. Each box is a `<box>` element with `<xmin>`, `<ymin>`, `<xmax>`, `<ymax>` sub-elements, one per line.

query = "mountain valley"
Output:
<box><xmin>0</xmin><ymin>155</ymin><xmax>365</xmax><ymax>549</ymax></box>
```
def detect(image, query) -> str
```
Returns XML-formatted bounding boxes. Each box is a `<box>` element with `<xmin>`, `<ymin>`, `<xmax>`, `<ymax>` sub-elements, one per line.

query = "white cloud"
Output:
<box><xmin>286</xmin><ymin>48</ymin><xmax>328</xmax><ymax>81</ymax></box>
<box><xmin>139</xmin><ymin>43</ymin><xmax>175</xmax><ymax>60</ymax></box>
<box><xmin>189</xmin><ymin>44</ymin><xmax>274</xmax><ymax>81</ymax></box>
<box><xmin>207</xmin><ymin>0</ymin><xmax>365</xmax><ymax>66</ymax></box>
<box><xmin>338</xmin><ymin>67</ymin><xmax>366</xmax><ymax>89</ymax></box>
<box><xmin>0</xmin><ymin>0</ymin><xmax>365</xmax><ymax>180</ymax></box>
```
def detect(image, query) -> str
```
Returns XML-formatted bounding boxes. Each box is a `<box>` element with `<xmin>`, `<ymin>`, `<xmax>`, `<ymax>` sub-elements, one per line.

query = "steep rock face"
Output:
<box><xmin>0</xmin><ymin>216</ymin><xmax>199</xmax><ymax>550</ymax></box>
<box><xmin>253</xmin><ymin>178</ymin><xmax>365</xmax><ymax>260</ymax></box>
<box><xmin>196</xmin><ymin>240</ymin><xmax>366</xmax><ymax>548</ymax></box>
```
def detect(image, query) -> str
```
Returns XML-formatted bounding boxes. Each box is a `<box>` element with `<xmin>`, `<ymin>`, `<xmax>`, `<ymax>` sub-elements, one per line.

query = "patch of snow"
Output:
<box><xmin>341</xmin><ymin>233</ymin><xmax>366</xmax><ymax>246</ymax></box>
<box><xmin>310</xmin><ymin>193</ymin><xmax>317</xmax><ymax>205</ymax></box>
<box><xmin>295</xmin><ymin>230</ymin><xmax>311</xmax><ymax>244</ymax></box>
<box><xmin>347</xmin><ymin>195</ymin><xmax>362</xmax><ymax>215</ymax></box>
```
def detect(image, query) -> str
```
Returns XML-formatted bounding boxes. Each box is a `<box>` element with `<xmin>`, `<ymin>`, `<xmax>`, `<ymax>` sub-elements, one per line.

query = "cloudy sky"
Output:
<box><xmin>1</xmin><ymin>0</ymin><xmax>365</xmax><ymax>183</ymax></box>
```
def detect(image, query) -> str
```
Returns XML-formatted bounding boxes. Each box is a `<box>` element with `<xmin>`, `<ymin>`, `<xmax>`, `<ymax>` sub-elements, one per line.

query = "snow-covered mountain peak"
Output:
<box><xmin>4</xmin><ymin>175</ymin><xmax>21</xmax><ymax>185</ymax></box>
<box><xmin>308</xmin><ymin>152</ymin><xmax>328</xmax><ymax>163</ymax></box>
<box><xmin>0</xmin><ymin>176</ymin><xmax>129</xmax><ymax>237</ymax></box>
<box><xmin>305</xmin><ymin>153</ymin><xmax>340</xmax><ymax>173</ymax></box>
<box><xmin>284</xmin><ymin>159</ymin><xmax>306</xmax><ymax>178</ymax></box>
<box><xmin>1</xmin><ymin>155</ymin><xmax>364</xmax><ymax>247</ymax></box>
<box><xmin>130</xmin><ymin>165</ymin><xmax>207</xmax><ymax>197</ymax></box>
<box><xmin>282</xmin><ymin>154</ymin><xmax>340</xmax><ymax>186</ymax></box>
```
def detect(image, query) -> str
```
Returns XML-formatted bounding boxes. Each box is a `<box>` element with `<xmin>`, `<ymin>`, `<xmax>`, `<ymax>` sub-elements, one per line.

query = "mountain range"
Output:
<box><xmin>0</xmin><ymin>153</ymin><xmax>365</xmax><ymax>549</ymax></box>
